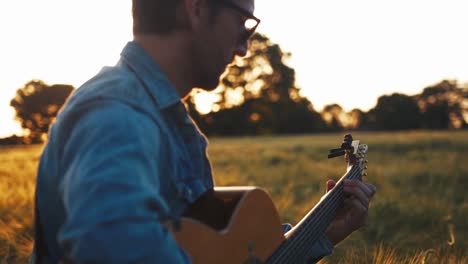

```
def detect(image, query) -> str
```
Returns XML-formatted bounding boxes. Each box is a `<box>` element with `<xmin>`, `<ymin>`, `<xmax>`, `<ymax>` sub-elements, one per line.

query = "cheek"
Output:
<box><xmin>214</xmin><ymin>20</ymin><xmax>240</xmax><ymax>51</ymax></box>
<box><xmin>209</xmin><ymin>37</ymin><xmax>233</xmax><ymax>63</ymax></box>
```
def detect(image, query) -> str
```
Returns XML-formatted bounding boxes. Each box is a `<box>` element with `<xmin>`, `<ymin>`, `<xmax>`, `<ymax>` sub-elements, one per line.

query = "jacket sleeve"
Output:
<box><xmin>306</xmin><ymin>234</ymin><xmax>334</xmax><ymax>263</ymax></box>
<box><xmin>57</xmin><ymin>102</ymin><xmax>190</xmax><ymax>263</ymax></box>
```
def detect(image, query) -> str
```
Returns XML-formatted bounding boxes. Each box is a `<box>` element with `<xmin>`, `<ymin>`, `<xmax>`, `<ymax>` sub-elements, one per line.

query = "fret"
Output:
<box><xmin>267</xmin><ymin>165</ymin><xmax>364</xmax><ymax>263</ymax></box>
<box><xmin>267</xmin><ymin>137</ymin><xmax>368</xmax><ymax>263</ymax></box>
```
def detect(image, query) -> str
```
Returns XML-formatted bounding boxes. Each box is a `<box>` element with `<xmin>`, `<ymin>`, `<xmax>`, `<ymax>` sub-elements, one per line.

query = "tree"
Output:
<box><xmin>370</xmin><ymin>93</ymin><xmax>422</xmax><ymax>130</ymax></box>
<box><xmin>416</xmin><ymin>80</ymin><xmax>467</xmax><ymax>129</ymax></box>
<box><xmin>10</xmin><ymin>80</ymin><xmax>74</xmax><ymax>143</ymax></box>
<box><xmin>188</xmin><ymin>33</ymin><xmax>326</xmax><ymax>135</ymax></box>
<box><xmin>321</xmin><ymin>104</ymin><xmax>345</xmax><ymax>131</ymax></box>
<box><xmin>346</xmin><ymin>108</ymin><xmax>366</xmax><ymax>130</ymax></box>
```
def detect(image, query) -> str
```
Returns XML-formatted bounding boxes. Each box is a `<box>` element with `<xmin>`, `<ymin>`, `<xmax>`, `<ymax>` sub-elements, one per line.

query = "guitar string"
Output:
<box><xmin>267</xmin><ymin>165</ymin><xmax>362</xmax><ymax>263</ymax></box>
<box><xmin>290</xmin><ymin>167</ymin><xmax>361</xmax><ymax>262</ymax></box>
<box><xmin>286</xmin><ymin>166</ymin><xmax>361</xmax><ymax>263</ymax></box>
<box><xmin>272</xmin><ymin>166</ymin><xmax>361</xmax><ymax>263</ymax></box>
<box><xmin>270</xmin><ymin>167</ymin><xmax>361</xmax><ymax>263</ymax></box>
<box><xmin>276</xmin><ymin>167</ymin><xmax>361</xmax><ymax>263</ymax></box>
<box><xmin>267</xmin><ymin>147</ymin><xmax>367</xmax><ymax>262</ymax></box>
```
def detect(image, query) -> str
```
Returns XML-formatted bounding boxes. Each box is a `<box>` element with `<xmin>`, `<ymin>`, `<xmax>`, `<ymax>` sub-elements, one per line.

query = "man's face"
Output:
<box><xmin>190</xmin><ymin>0</ymin><xmax>258</xmax><ymax>91</ymax></box>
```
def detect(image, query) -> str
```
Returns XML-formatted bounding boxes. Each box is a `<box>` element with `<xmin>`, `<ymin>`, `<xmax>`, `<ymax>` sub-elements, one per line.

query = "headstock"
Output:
<box><xmin>328</xmin><ymin>134</ymin><xmax>368</xmax><ymax>177</ymax></box>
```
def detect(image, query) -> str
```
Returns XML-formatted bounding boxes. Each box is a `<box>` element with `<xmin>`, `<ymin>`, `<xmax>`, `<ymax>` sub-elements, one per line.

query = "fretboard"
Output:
<box><xmin>266</xmin><ymin>164</ymin><xmax>362</xmax><ymax>264</ymax></box>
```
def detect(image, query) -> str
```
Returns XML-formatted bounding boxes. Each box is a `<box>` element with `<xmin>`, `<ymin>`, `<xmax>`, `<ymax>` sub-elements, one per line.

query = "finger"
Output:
<box><xmin>358</xmin><ymin>182</ymin><xmax>375</xmax><ymax>199</ymax></box>
<box><xmin>344</xmin><ymin>197</ymin><xmax>368</xmax><ymax>214</ymax></box>
<box><xmin>344</xmin><ymin>197</ymin><xmax>369</xmax><ymax>225</ymax></box>
<box><xmin>343</xmin><ymin>181</ymin><xmax>370</xmax><ymax>208</ymax></box>
<box><xmin>365</xmin><ymin>183</ymin><xmax>377</xmax><ymax>197</ymax></box>
<box><xmin>343</xmin><ymin>198</ymin><xmax>368</xmax><ymax>230</ymax></box>
<box><xmin>326</xmin><ymin>180</ymin><xmax>336</xmax><ymax>193</ymax></box>
<box><xmin>346</xmin><ymin>179</ymin><xmax>376</xmax><ymax>199</ymax></box>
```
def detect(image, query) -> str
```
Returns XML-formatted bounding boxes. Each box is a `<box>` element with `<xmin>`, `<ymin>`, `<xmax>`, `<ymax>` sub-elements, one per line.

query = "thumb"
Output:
<box><xmin>326</xmin><ymin>180</ymin><xmax>336</xmax><ymax>193</ymax></box>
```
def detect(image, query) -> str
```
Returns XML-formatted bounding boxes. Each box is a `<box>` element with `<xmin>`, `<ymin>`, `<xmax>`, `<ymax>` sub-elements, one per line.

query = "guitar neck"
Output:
<box><xmin>266</xmin><ymin>165</ymin><xmax>362</xmax><ymax>264</ymax></box>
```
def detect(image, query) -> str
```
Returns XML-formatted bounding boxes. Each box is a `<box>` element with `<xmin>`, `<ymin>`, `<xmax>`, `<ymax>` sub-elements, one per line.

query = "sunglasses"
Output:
<box><xmin>214</xmin><ymin>0</ymin><xmax>261</xmax><ymax>39</ymax></box>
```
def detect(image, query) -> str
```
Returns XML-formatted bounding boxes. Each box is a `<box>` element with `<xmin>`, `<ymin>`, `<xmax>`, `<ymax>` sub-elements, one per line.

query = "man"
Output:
<box><xmin>31</xmin><ymin>0</ymin><xmax>376</xmax><ymax>263</ymax></box>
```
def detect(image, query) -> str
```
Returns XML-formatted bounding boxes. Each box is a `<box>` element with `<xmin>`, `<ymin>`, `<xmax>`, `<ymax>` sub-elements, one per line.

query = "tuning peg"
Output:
<box><xmin>362</xmin><ymin>173</ymin><xmax>368</xmax><ymax>177</ymax></box>
<box><xmin>358</xmin><ymin>144</ymin><xmax>368</xmax><ymax>154</ymax></box>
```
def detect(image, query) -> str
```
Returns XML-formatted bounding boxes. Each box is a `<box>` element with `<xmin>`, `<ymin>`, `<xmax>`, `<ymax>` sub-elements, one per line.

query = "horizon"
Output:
<box><xmin>1</xmin><ymin>0</ymin><xmax>467</xmax><ymax>137</ymax></box>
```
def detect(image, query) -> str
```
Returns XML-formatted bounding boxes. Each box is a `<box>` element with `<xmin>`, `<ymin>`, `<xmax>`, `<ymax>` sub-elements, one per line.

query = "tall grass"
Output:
<box><xmin>208</xmin><ymin>131</ymin><xmax>468</xmax><ymax>263</ymax></box>
<box><xmin>0</xmin><ymin>145</ymin><xmax>41</xmax><ymax>263</ymax></box>
<box><xmin>0</xmin><ymin>131</ymin><xmax>467</xmax><ymax>263</ymax></box>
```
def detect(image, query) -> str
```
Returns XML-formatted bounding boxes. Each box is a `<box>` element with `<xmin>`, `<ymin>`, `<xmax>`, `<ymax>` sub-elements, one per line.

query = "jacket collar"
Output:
<box><xmin>119</xmin><ymin>41</ymin><xmax>181</xmax><ymax>110</ymax></box>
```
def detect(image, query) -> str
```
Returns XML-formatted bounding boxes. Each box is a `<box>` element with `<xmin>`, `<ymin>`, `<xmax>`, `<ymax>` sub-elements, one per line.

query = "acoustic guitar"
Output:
<box><xmin>166</xmin><ymin>134</ymin><xmax>369</xmax><ymax>264</ymax></box>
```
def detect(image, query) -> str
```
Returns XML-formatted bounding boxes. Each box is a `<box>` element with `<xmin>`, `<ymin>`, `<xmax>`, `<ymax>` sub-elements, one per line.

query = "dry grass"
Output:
<box><xmin>1</xmin><ymin>131</ymin><xmax>467</xmax><ymax>263</ymax></box>
<box><xmin>0</xmin><ymin>145</ymin><xmax>42</xmax><ymax>263</ymax></box>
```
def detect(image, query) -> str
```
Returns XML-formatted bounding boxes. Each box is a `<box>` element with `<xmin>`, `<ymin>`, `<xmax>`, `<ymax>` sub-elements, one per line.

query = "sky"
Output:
<box><xmin>1</xmin><ymin>0</ymin><xmax>467</xmax><ymax>137</ymax></box>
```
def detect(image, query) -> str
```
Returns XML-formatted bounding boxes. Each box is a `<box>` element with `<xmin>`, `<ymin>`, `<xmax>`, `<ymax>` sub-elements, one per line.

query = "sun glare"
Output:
<box><xmin>193</xmin><ymin>93</ymin><xmax>220</xmax><ymax>114</ymax></box>
<box><xmin>0</xmin><ymin>107</ymin><xmax>22</xmax><ymax>138</ymax></box>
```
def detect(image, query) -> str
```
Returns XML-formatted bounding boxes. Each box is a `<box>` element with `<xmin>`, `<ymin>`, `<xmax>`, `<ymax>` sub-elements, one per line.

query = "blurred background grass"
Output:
<box><xmin>0</xmin><ymin>130</ymin><xmax>467</xmax><ymax>263</ymax></box>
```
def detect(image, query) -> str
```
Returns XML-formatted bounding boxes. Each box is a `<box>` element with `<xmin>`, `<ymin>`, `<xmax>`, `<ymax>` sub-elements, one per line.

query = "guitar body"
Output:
<box><xmin>167</xmin><ymin>187</ymin><xmax>285</xmax><ymax>264</ymax></box>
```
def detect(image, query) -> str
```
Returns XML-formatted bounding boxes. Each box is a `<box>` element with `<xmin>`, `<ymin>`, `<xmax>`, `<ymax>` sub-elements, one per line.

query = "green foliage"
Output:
<box><xmin>10</xmin><ymin>80</ymin><xmax>74</xmax><ymax>143</ymax></box>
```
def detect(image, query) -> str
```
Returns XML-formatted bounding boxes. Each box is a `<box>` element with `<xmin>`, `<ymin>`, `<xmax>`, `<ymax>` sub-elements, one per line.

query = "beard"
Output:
<box><xmin>189</xmin><ymin>36</ymin><xmax>228</xmax><ymax>91</ymax></box>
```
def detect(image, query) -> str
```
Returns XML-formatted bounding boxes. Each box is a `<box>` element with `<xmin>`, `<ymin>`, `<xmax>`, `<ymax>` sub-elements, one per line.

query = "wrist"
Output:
<box><xmin>325</xmin><ymin>219</ymin><xmax>354</xmax><ymax>245</ymax></box>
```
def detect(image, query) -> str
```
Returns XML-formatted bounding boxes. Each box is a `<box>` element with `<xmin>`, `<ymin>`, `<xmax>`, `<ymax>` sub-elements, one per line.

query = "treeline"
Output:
<box><xmin>2</xmin><ymin>33</ymin><xmax>467</xmax><ymax>145</ymax></box>
<box><xmin>188</xmin><ymin>33</ymin><xmax>467</xmax><ymax>136</ymax></box>
<box><xmin>189</xmin><ymin>79</ymin><xmax>467</xmax><ymax>136</ymax></box>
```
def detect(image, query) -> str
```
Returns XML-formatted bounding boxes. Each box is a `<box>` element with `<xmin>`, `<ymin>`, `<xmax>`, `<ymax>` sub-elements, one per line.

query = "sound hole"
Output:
<box><xmin>183</xmin><ymin>189</ymin><xmax>241</xmax><ymax>230</ymax></box>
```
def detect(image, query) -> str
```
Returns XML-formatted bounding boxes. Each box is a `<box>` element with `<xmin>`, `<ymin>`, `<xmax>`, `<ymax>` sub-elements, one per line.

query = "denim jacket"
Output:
<box><xmin>31</xmin><ymin>41</ymin><xmax>333</xmax><ymax>263</ymax></box>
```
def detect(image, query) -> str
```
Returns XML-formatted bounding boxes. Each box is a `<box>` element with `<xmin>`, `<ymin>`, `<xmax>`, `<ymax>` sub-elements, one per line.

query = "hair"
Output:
<box><xmin>132</xmin><ymin>0</ymin><xmax>184</xmax><ymax>35</ymax></box>
<box><xmin>132</xmin><ymin>0</ymin><xmax>222</xmax><ymax>35</ymax></box>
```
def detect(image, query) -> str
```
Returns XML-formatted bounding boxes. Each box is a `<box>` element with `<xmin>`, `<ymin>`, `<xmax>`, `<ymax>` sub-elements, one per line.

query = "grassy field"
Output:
<box><xmin>0</xmin><ymin>130</ymin><xmax>467</xmax><ymax>263</ymax></box>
